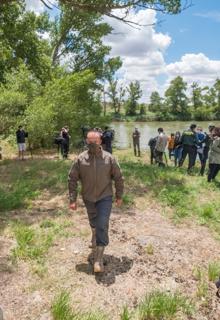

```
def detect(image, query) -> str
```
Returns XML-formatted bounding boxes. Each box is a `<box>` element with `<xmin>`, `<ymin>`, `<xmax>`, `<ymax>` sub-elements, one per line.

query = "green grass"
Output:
<box><xmin>117</xmin><ymin>151</ymin><xmax>220</xmax><ymax>235</ymax></box>
<box><xmin>0</xmin><ymin>159</ymin><xmax>70</xmax><ymax>212</ymax></box>
<box><xmin>120</xmin><ymin>306</ymin><xmax>133</xmax><ymax>320</ymax></box>
<box><xmin>11</xmin><ymin>223</ymin><xmax>54</xmax><ymax>261</ymax></box>
<box><xmin>137</xmin><ymin>291</ymin><xmax>194</xmax><ymax>320</ymax></box>
<box><xmin>119</xmin><ymin>291</ymin><xmax>194</xmax><ymax>320</ymax></box>
<box><xmin>51</xmin><ymin>291</ymin><xmax>108</xmax><ymax>320</ymax></box>
<box><xmin>52</xmin><ymin>290</ymin><xmax>194</xmax><ymax>320</ymax></box>
<box><xmin>11</xmin><ymin>218</ymin><xmax>73</xmax><ymax>262</ymax></box>
<box><xmin>208</xmin><ymin>261</ymin><xmax>220</xmax><ymax>281</ymax></box>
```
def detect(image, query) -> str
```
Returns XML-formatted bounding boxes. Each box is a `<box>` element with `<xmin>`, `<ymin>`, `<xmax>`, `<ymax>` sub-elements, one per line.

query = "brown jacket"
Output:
<box><xmin>68</xmin><ymin>147</ymin><xmax>124</xmax><ymax>203</ymax></box>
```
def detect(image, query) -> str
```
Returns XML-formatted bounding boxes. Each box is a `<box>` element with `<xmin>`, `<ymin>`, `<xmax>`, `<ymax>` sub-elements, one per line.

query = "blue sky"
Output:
<box><xmin>157</xmin><ymin>0</ymin><xmax>220</xmax><ymax>63</ymax></box>
<box><xmin>25</xmin><ymin>0</ymin><xmax>220</xmax><ymax>101</ymax></box>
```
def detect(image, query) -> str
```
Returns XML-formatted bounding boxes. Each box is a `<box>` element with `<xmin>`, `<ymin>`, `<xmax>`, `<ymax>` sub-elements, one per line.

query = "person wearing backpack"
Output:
<box><xmin>102</xmin><ymin>126</ymin><xmax>114</xmax><ymax>154</ymax></box>
<box><xmin>148</xmin><ymin>136</ymin><xmax>157</xmax><ymax>164</ymax></box>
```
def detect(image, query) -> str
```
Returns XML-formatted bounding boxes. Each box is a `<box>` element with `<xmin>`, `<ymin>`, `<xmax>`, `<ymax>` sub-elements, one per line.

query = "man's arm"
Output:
<box><xmin>111</xmin><ymin>157</ymin><xmax>124</xmax><ymax>201</ymax></box>
<box><xmin>68</xmin><ymin>158</ymin><xmax>80</xmax><ymax>204</ymax></box>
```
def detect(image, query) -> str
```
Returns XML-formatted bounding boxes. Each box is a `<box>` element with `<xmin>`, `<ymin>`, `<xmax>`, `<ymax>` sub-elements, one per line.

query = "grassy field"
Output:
<box><xmin>0</xmin><ymin>148</ymin><xmax>220</xmax><ymax>319</ymax></box>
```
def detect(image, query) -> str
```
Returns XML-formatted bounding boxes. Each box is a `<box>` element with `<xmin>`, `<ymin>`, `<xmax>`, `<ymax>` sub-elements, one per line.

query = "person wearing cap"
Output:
<box><xmin>179</xmin><ymin>124</ymin><xmax>199</xmax><ymax>173</ymax></box>
<box><xmin>68</xmin><ymin>130</ymin><xmax>124</xmax><ymax>273</ymax></box>
<box><xmin>132</xmin><ymin>127</ymin><xmax>141</xmax><ymax>156</ymax></box>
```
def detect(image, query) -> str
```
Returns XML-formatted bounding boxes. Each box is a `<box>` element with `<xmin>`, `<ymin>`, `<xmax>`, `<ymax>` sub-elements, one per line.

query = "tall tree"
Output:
<box><xmin>50</xmin><ymin>5</ymin><xmax>112</xmax><ymax>77</ymax></box>
<box><xmin>214</xmin><ymin>78</ymin><xmax>220</xmax><ymax>116</ymax></box>
<box><xmin>126</xmin><ymin>81</ymin><xmax>142</xmax><ymax>116</ymax></box>
<box><xmin>107</xmin><ymin>80</ymin><xmax>125</xmax><ymax>114</ymax></box>
<box><xmin>191</xmin><ymin>82</ymin><xmax>203</xmax><ymax>109</ymax></box>
<box><xmin>148</xmin><ymin>91</ymin><xmax>163</xmax><ymax>112</ymax></box>
<box><xmin>0</xmin><ymin>1</ymin><xmax>52</xmax><ymax>83</ymax></box>
<box><xmin>2</xmin><ymin>1</ymin><xmax>188</xmax><ymax>19</ymax></box>
<box><xmin>165</xmin><ymin>76</ymin><xmax>189</xmax><ymax>119</ymax></box>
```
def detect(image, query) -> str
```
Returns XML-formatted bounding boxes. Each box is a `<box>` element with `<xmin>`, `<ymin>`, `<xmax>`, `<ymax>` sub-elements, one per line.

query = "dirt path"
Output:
<box><xmin>0</xmin><ymin>197</ymin><xmax>220</xmax><ymax>320</ymax></box>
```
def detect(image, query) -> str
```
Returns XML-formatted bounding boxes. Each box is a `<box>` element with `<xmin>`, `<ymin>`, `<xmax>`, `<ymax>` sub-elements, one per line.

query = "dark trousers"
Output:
<box><xmin>150</xmin><ymin>148</ymin><xmax>155</xmax><ymax>164</ymax></box>
<box><xmin>61</xmin><ymin>141</ymin><xmax>69</xmax><ymax>158</ymax></box>
<box><xmin>199</xmin><ymin>147</ymin><xmax>209</xmax><ymax>176</ymax></box>
<box><xmin>174</xmin><ymin>147</ymin><xmax>183</xmax><ymax>167</ymax></box>
<box><xmin>84</xmin><ymin>196</ymin><xmax>112</xmax><ymax>246</ymax></box>
<box><xmin>208</xmin><ymin>163</ymin><xmax>220</xmax><ymax>182</ymax></box>
<box><xmin>179</xmin><ymin>145</ymin><xmax>197</xmax><ymax>172</ymax></box>
<box><xmin>133</xmin><ymin>140</ymin><xmax>140</xmax><ymax>156</ymax></box>
<box><xmin>155</xmin><ymin>150</ymin><xmax>165</xmax><ymax>167</ymax></box>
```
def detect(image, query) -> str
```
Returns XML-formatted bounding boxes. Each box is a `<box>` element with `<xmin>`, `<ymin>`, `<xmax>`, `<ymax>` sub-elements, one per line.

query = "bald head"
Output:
<box><xmin>86</xmin><ymin>131</ymin><xmax>102</xmax><ymax>145</ymax></box>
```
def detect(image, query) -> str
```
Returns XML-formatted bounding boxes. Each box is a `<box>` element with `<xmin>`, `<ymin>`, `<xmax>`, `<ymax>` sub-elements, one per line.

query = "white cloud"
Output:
<box><xmin>103</xmin><ymin>9</ymin><xmax>171</xmax><ymax>101</ymax></box>
<box><xmin>166</xmin><ymin>53</ymin><xmax>220</xmax><ymax>88</ymax></box>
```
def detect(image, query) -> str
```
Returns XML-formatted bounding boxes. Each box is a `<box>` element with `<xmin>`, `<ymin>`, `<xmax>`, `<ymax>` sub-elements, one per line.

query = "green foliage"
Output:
<box><xmin>25</xmin><ymin>70</ymin><xmax>107</xmax><ymax>147</ymax></box>
<box><xmin>0</xmin><ymin>64</ymin><xmax>42</xmax><ymax>135</ymax></box>
<box><xmin>148</xmin><ymin>91</ymin><xmax>163</xmax><ymax>113</ymax></box>
<box><xmin>0</xmin><ymin>1</ymin><xmax>52</xmax><ymax>83</ymax></box>
<box><xmin>165</xmin><ymin>76</ymin><xmax>189</xmax><ymax>119</ymax></box>
<box><xmin>126</xmin><ymin>81</ymin><xmax>142</xmax><ymax>116</ymax></box>
<box><xmin>0</xmin><ymin>89</ymin><xmax>27</xmax><ymax>134</ymax></box>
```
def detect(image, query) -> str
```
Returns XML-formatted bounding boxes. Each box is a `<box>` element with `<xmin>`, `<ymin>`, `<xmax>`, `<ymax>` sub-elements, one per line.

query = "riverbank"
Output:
<box><xmin>0</xmin><ymin>150</ymin><xmax>220</xmax><ymax>319</ymax></box>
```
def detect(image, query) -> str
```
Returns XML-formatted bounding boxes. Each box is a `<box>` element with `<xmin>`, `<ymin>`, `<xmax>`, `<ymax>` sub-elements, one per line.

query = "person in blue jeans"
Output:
<box><xmin>68</xmin><ymin>130</ymin><xmax>124</xmax><ymax>273</ymax></box>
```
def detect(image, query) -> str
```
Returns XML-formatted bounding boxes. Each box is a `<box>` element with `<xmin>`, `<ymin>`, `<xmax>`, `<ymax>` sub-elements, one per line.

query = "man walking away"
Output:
<box><xmin>68</xmin><ymin>130</ymin><xmax>124</xmax><ymax>273</ymax></box>
<box><xmin>207</xmin><ymin>127</ymin><xmax>220</xmax><ymax>182</ymax></box>
<box><xmin>132</xmin><ymin>127</ymin><xmax>141</xmax><ymax>157</ymax></box>
<box><xmin>154</xmin><ymin>128</ymin><xmax>168</xmax><ymax>167</ymax></box>
<box><xmin>16</xmin><ymin>125</ymin><xmax>28</xmax><ymax>160</ymax></box>
<box><xmin>179</xmin><ymin>124</ymin><xmax>198</xmax><ymax>174</ymax></box>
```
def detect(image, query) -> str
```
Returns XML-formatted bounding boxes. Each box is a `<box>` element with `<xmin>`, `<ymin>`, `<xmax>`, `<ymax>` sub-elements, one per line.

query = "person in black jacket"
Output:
<box><xmin>16</xmin><ymin>125</ymin><xmax>28</xmax><ymax>160</ymax></box>
<box><xmin>60</xmin><ymin>126</ymin><xmax>71</xmax><ymax>159</ymax></box>
<box><xmin>179</xmin><ymin>124</ymin><xmax>198</xmax><ymax>173</ymax></box>
<box><xmin>102</xmin><ymin>126</ymin><xmax>114</xmax><ymax>154</ymax></box>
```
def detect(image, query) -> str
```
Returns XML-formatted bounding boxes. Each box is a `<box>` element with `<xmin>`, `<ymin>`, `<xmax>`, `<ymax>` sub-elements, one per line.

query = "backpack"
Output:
<box><xmin>148</xmin><ymin>137</ymin><xmax>157</xmax><ymax>149</ymax></box>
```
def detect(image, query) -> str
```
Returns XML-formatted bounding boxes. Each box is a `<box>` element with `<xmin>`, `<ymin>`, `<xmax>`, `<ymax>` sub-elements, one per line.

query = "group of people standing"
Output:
<box><xmin>146</xmin><ymin>124</ymin><xmax>220</xmax><ymax>182</ymax></box>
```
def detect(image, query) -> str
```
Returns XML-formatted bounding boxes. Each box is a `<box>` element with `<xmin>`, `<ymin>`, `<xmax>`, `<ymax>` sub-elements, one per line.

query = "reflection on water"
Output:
<box><xmin>111</xmin><ymin>121</ymin><xmax>220</xmax><ymax>149</ymax></box>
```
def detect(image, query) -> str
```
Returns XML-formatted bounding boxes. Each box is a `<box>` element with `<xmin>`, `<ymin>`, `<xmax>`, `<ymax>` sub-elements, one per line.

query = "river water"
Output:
<box><xmin>111</xmin><ymin>121</ymin><xmax>220</xmax><ymax>149</ymax></box>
